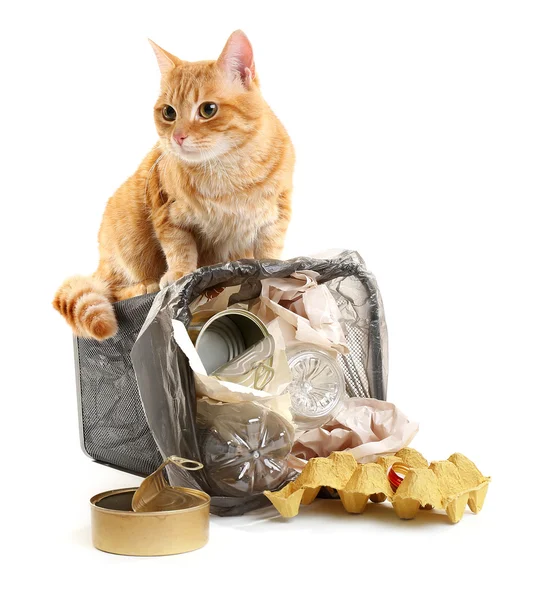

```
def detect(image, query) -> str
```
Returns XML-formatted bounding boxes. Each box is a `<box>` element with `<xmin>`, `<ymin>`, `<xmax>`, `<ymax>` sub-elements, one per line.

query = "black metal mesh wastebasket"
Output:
<box><xmin>74</xmin><ymin>251</ymin><xmax>388</xmax><ymax>479</ymax></box>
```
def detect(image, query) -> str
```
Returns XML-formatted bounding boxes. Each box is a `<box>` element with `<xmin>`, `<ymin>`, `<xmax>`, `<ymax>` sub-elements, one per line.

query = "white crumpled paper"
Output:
<box><xmin>250</xmin><ymin>271</ymin><xmax>349</xmax><ymax>356</ymax></box>
<box><xmin>289</xmin><ymin>397</ymin><xmax>419</xmax><ymax>469</ymax></box>
<box><xmin>172</xmin><ymin>318</ymin><xmax>293</xmax><ymax>422</ymax></box>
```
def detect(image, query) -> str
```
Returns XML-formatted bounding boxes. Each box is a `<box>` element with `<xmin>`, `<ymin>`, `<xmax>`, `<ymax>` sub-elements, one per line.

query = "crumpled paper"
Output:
<box><xmin>172</xmin><ymin>318</ymin><xmax>293</xmax><ymax>422</ymax></box>
<box><xmin>289</xmin><ymin>397</ymin><xmax>419</xmax><ymax>468</ymax></box>
<box><xmin>250</xmin><ymin>271</ymin><xmax>349</xmax><ymax>355</ymax></box>
<box><xmin>189</xmin><ymin>284</ymin><xmax>242</xmax><ymax>319</ymax></box>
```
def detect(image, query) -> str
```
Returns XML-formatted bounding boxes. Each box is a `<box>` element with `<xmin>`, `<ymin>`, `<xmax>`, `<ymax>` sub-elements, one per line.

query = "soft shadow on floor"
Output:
<box><xmin>226</xmin><ymin>498</ymin><xmax>460</xmax><ymax>531</ymax></box>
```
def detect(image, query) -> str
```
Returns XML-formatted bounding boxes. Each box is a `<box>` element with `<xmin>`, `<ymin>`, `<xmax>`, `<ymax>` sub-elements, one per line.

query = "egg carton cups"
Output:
<box><xmin>264</xmin><ymin>449</ymin><xmax>490</xmax><ymax>524</ymax></box>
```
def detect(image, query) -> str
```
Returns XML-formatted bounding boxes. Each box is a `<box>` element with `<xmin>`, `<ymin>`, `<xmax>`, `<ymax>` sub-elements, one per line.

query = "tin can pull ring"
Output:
<box><xmin>166</xmin><ymin>456</ymin><xmax>204</xmax><ymax>471</ymax></box>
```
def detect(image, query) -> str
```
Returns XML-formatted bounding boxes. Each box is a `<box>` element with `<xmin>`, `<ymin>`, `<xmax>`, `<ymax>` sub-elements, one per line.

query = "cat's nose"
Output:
<box><xmin>173</xmin><ymin>132</ymin><xmax>188</xmax><ymax>146</ymax></box>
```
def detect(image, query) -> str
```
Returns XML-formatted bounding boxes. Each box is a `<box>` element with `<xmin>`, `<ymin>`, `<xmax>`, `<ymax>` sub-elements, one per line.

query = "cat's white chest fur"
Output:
<box><xmin>187</xmin><ymin>192</ymin><xmax>278</xmax><ymax>260</ymax></box>
<box><xmin>160</xmin><ymin>135</ymin><xmax>287</xmax><ymax>264</ymax></box>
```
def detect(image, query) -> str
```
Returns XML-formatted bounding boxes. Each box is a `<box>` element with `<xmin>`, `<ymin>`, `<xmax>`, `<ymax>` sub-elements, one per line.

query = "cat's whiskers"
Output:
<box><xmin>200</xmin><ymin>149</ymin><xmax>212</xmax><ymax>180</ymax></box>
<box><xmin>187</xmin><ymin>146</ymin><xmax>238</xmax><ymax>196</ymax></box>
<box><xmin>143</xmin><ymin>152</ymin><xmax>166</xmax><ymax>206</ymax></box>
<box><xmin>200</xmin><ymin>153</ymin><xmax>226</xmax><ymax>194</ymax></box>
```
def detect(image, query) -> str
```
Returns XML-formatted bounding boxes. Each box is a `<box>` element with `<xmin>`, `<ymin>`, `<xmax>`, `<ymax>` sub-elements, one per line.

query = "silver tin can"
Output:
<box><xmin>192</xmin><ymin>308</ymin><xmax>275</xmax><ymax>390</ymax></box>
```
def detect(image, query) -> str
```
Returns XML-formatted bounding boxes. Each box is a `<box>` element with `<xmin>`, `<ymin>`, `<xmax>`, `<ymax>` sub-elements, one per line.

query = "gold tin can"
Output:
<box><xmin>90</xmin><ymin>457</ymin><xmax>210</xmax><ymax>556</ymax></box>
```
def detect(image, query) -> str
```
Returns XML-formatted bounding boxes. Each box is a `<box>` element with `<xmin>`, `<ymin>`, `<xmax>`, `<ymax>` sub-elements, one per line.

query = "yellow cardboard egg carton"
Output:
<box><xmin>264</xmin><ymin>452</ymin><xmax>357</xmax><ymax>518</ymax></box>
<box><xmin>339</xmin><ymin>463</ymin><xmax>394</xmax><ymax>513</ymax></box>
<box><xmin>264</xmin><ymin>449</ymin><xmax>490</xmax><ymax>523</ymax></box>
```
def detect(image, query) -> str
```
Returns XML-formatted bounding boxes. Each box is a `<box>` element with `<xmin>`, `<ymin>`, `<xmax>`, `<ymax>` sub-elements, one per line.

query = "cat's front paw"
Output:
<box><xmin>160</xmin><ymin>270</ymin><xmax>185</xmax><ymax>289</ymax></box>
<box><xmin>144</xmin><ymin>282</ymin><xmax>160</xmax><ymax>294</ymax></box>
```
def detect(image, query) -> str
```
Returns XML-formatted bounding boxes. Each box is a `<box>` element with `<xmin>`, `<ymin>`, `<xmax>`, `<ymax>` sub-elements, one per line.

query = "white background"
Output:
<box><xmin>1</xmin><ymin>1</ymin><xmax>538</xmax><ymax>597</ymax></box>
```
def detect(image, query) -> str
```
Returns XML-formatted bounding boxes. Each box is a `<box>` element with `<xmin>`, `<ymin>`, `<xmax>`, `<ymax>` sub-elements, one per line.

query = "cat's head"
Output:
<box><xmin>150</xmin><ymin>31</ymin><xmax>264</xmax><ymax>164</ymax></box>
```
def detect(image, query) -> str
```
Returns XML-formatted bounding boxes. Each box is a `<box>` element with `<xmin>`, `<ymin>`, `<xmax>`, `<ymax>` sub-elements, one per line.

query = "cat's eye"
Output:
<box><xmin>198</xmin><ymin>102</ymin><xmax>218</xmax><ymax>119</ymax></box>
<box><xmin>162</xmin><ymin>105</ymin><xmax>177</xmax><ymax>121</ymax></box>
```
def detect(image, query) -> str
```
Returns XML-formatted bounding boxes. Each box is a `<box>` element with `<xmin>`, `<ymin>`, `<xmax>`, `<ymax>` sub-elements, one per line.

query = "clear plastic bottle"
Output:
<box><xmin>286</xmin><ymin>344</ymin><xmax>346</xmax><ymax>429</ymax></box>
<box><xmin>198</xmin><ymin>401</ymin><xmax>294</xmax><ymax>497</ymax></box>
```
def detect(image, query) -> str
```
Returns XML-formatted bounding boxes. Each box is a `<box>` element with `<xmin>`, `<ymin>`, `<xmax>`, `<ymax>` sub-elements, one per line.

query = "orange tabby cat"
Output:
<box><xmin>53</xmin><ymin>31</ymin><xmax>294</xmax><ymax>340</ymax></box>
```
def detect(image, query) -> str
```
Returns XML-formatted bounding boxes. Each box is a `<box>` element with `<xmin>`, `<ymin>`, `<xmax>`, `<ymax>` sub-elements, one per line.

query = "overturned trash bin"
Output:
<box><xmin>74</xmin><ymin>250</ymin><xmax>388</xmax><ymax>515</ymax></box>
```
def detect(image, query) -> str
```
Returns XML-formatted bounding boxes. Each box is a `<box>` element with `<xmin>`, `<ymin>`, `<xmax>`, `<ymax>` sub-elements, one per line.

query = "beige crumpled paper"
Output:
<box><xmin>289</xmin><ymin>397</ymin><xmax>419</xmax><ymax>469</ymax></box>
<box><xmin>189</xmin><ymin>284</ymin><xmax>243</xmax><ymax>319</ymax></box>
<box><xmin>172</xmin><ymin>318</ymin><xmax>293</xmax><ymax>422</ymax></box>
<box><xmin>250</xmin><ymin>271</ymin><xmax>349</xmax><ymax>355</ymax></box>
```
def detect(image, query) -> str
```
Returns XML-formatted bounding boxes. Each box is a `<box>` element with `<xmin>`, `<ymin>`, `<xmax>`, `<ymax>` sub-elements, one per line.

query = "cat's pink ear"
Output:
<box><xmin>217</xmin><ymin>30</ymin><xmax>255</xmax><ymax>87</ymax></box>
<box><xmin>148</xmin><ymin>39</ymin><xmax>179</xmax><ymax>76</ymax></box>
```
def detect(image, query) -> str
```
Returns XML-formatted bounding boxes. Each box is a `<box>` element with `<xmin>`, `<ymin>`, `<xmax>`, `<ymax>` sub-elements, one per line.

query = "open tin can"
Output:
<box><xmin>90</xmin><ymin>457</ymin><xmax>210</xmax><ymax>556</ymax></box>
<box><xmin>190</xmin><ymin>308</ymin><xmax>275</xmax><ymax>390</ymax></box>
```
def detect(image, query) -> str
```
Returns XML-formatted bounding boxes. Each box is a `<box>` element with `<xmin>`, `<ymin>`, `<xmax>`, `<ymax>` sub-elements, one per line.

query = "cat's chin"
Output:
<box><xmin>170</xmin><ymin>147</ymin><xmax>211</xmax><ymax>165</ymax></box>
<box><xmin>163</xmin><ymin>137</ymin><xmax>233</xmax><ymax>165</ymax></box>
